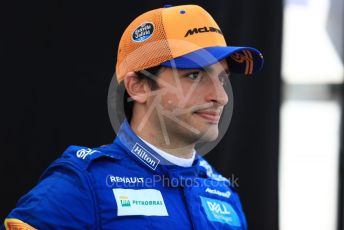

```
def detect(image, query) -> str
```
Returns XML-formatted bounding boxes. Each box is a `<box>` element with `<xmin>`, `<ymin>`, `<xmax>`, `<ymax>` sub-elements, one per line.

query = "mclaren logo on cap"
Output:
<box><xmin>185</xmin><ymin>26</ymin><xmax>223</xmax><ymax>37</ymax></box>
<box><xmin>132</xmin><ymin>22</ymin><xmax>154</xmax><ymax>42</ymax></box>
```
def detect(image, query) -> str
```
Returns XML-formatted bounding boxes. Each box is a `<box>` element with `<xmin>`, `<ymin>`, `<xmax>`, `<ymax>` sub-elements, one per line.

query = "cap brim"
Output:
<box><xmin>160</xmin><ymin>46</ymin><xmax>264</xmax><ymax>75</ymax></box>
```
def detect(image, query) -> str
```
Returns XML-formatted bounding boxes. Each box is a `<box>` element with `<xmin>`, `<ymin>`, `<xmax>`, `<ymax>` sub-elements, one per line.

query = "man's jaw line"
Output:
<box><xmin>130</xmin><ymin>101</ymin><xmax>223</xmax><ymax>158</ymax></box>
<box><xmin>131</xmin><ymin>116</ymin><xmax>197</xmax><ymax>159</ymax></box>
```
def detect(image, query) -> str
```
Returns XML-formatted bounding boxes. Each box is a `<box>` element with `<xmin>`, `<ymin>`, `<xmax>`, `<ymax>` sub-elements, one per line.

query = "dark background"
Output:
<box><xmin>0</xmin><ymin>1</ymin><xmax>282</xmax><ymax>229</ymax></box>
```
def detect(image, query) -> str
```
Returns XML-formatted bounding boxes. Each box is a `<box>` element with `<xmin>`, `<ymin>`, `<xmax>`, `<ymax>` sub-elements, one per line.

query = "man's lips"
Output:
<box><xmin>194</xmin><ymin>110</ymin><xmax>221</xmax><ymax>123</ymax></box>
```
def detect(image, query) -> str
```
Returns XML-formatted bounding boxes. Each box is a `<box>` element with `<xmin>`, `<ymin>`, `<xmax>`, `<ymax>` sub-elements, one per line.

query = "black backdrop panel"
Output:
<box><xmin>0</xmin><ymin>1</ymin><xmax>282</xmax><ymax>229</ymax></box>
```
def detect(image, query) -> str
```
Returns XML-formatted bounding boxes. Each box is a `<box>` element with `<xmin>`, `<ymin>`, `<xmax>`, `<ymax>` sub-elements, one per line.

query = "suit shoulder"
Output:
<box><xmin>198</xmin><ymin>156</ymin><xmax>230</xmax><ymax>184</ymax></box>
<box><xmin>53</xmin><ymin>143</ymin><xmax>127</xmax><ymax>171</ymax></box>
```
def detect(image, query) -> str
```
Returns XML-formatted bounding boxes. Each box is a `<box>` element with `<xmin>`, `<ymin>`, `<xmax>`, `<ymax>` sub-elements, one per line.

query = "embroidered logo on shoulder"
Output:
<box><xmin>200</xmin><ymin>196</ymin><xmax>241</xmax><ymax>227</ymax></box>
<box><xmin>132</xmin><ymin>22</ymin><xmax>154</xmax><ymax>42</ymax></box>
<box><xmin>131</xmin><ymin>143</ymin><xmax>160</xmax><ymax>170</ymax></box>
<box><xmin>4</xmin><ymin>218</ymin><xmax>37</xmax><ymax>230</ymax></box>
<box><xmin>205</xmin><ymin>188</ymin><xmax>231</xmax><ymax>198</ymax></box>
<box><xmin>113</xmin><ymin>188</ymin><xmax>168</xmax><ymax>216</ymax></box>
<box><xmin>76</xmin><ymin>148</ymin><xmax>100</xmax><ymax>160</ymax></box>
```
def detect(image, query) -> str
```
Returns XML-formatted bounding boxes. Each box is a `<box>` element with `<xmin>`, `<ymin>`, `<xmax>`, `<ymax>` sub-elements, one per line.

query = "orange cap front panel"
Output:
<box><xmin>115</xmin><ymin>5</ymin><xmax>228</xmax><ymax>83</ymax></box>
<box><xmin>162</xmin><ymin>5</ymin><xmax>227</xmax><ymax>58</ymax></box>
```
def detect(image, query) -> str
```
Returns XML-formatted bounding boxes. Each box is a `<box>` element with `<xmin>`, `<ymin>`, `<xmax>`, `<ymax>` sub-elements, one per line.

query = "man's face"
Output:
<box><xmin>144</xmin><ymin>59</ymin><xmax>229</xmax><ymax>146</ymax></box>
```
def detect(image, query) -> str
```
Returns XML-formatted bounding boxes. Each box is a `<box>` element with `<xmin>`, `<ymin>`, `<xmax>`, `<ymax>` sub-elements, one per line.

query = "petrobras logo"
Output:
<box><xmin>184</xmin><ymin>26</ymin><xmax>223</xmax><ymax>37</ymax></box>
<box><xmin>200</xmin><ymin>196</ymin><xmax>241</xmax><ymax>227</ymax></box>
<box><xmin>132</xmin><ymin>22</ymin><xmax>154</xmax><ymax>42</ymax></box>
<box><xmin>119</xmin><ymin>195</ymin><xmax>131</xmax><ymax>207</ymax></box>
<box><xmin>76</xmin><ymin>148</ymin><xmax>99</xmax><ymax>160</ymax></box>
<box><xmin>131</xmin><ymin>143</ymin><xmax>160</xmax><ymax>170</ymax></box>
<box><xmin>205</xmin><ymin>188</ymin><xmax>231</xmax><ymax>198</ymax></box>
<box><xmin>113</xmin><ymin>188</ymin><xmax>169</xmax><ymax>216</ymax></box>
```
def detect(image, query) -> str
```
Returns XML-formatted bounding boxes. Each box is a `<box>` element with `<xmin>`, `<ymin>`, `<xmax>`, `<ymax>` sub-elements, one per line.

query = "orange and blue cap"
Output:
<box><xmin>115</xmin><ymin>4</ymin><xmax>264</xmax><ymax>83</ymax></box>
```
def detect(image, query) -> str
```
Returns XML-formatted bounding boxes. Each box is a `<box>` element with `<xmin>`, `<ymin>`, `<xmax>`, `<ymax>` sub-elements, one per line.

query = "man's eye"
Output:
<box><xmin>219</xmin><ymin>73</ymin><xmax>229</xmax><ymax>85</ymax></box>
<box><xmin>185</xmin><ymin>71</ymin><xmax>202</xmax><ymax>80</ymax></box>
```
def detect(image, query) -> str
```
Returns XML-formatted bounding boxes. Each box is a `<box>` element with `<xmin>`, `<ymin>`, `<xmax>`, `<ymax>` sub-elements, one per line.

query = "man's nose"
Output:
<box><xmin>205</xmin><ymin>79</ymin><xmax>229</xmax><ymax>106</ymax></box>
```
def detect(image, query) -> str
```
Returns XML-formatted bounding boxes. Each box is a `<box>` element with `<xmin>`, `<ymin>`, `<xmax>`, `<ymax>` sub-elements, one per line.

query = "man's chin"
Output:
<box><xmin>197</xmin><ymin>126</ymin><xmax>219</xmax><ymax>143</ymax></box>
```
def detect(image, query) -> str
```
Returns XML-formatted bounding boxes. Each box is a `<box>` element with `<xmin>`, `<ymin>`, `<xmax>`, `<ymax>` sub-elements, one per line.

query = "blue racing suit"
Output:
<box><xmin>3</xmin><ymin>120</ymin><xmax>248</xmax><ymax>229</ymax></box>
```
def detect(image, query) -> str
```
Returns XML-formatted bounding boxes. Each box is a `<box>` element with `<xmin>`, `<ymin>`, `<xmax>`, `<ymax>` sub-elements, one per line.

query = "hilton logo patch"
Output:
<box><xmin>131</xmin><ymin>143</ymin><xmax>160</xmax><ymax>170</ymax></box>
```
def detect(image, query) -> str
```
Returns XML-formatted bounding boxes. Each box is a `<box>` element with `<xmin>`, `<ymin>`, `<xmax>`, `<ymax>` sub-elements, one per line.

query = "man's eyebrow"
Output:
<box><xmin>202</xmin><ymin>66</ymin><xmax>230</xmax><ymax>74</ymax></box>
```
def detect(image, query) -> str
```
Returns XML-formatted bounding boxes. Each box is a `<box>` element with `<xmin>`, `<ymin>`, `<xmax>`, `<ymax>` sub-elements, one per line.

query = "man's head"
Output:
<box><xmin>123</xmin><ymin>59</ymin><xmax>229</xmax><ymax>147</ymax></box>
<box><xmin>115</xmin><ymin>4</ymin><xmax>264</xmax><ymax>149</ymax></box>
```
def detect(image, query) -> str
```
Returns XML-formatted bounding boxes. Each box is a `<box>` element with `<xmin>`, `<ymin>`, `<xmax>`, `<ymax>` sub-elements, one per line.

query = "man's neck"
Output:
<box><xmin>130</xmin><ymin>119</ymin><xmax>195</xmax><ymax>159</ymax></box>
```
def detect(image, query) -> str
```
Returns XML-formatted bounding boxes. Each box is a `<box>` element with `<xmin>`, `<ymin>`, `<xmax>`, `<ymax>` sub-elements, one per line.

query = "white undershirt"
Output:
<box><xmin>138</xmin><ymin>137</ymin><xmax>196</xmax><ymax>167</ymax></box>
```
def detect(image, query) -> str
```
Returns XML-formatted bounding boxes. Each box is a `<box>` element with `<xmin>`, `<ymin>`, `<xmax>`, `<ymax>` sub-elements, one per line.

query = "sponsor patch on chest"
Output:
<box><xmin>200</xmin><ymin>196</ymin><xmax>241</xmax><ymax>227</ymax></box>
<box><xmin>113</xmin><ymin>188</ymin><xmax>168</xmax><ymax>216</ymax></box>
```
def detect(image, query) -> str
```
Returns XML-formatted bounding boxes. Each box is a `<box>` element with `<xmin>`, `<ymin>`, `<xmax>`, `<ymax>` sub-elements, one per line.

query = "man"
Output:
<box><xmin>3</xmin><ymin>4</ymin><xmax>263</xmax><ymax>230</ymax></box>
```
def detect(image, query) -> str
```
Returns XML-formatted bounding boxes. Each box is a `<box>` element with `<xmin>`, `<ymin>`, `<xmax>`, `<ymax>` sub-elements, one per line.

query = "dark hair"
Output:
<box><xmin>122</xmin><ymin>66</ymin><xmax>162</xmax><ymax>122</ymax></box>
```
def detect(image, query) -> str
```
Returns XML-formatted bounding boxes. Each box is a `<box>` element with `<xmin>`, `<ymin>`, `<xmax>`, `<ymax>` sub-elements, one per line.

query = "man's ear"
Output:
<box><xmin>124</xmin><ymin>72</ymin><xmax>150</xmax><ymax>103</ymax></box>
